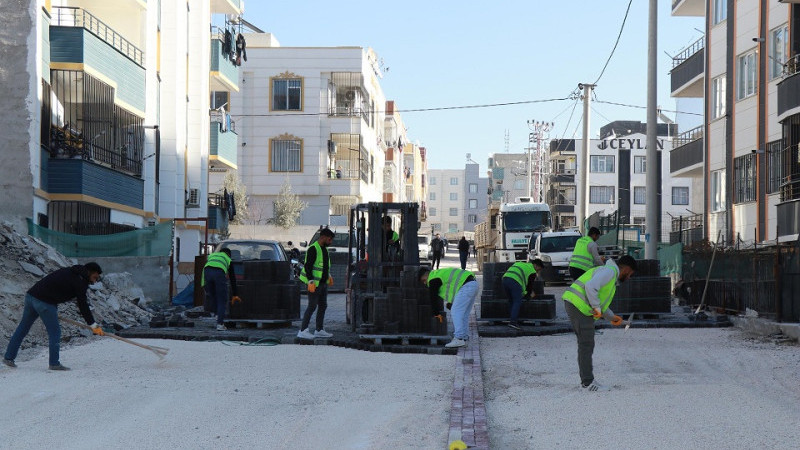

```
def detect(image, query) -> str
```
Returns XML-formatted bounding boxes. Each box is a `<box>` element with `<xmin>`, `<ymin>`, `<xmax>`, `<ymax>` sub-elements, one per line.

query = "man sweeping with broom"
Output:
<box><xmin>3</xmin><ymin>262</ymin><xmax>105</xmax><ymax>371</ymax></box>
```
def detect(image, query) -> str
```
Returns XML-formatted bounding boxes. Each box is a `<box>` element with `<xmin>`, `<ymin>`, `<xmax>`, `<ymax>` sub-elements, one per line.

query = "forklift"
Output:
<box><xmin>346</xmin><ymin>202</ymin><xmax>447</xmax><ymax>336</ymax></box>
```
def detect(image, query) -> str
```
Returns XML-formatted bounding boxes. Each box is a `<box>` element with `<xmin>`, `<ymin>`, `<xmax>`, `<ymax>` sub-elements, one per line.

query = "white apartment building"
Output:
<box><xmin>487</xmin><ymin>152</ymin><xmax>538</xmax><ymax>205</ymax></box>
<box><xmin>427</xmin><ymin>163</ymin><xmax>488</xmax><ymax>235</ymax></box>
<box><xmin>548</xmin><ymin>127</ymin><xmax>693</xmax><ymax>240</ymax></box>
<box><xmin>230</xmin><ymin>38</ymin><xmax>389</xmax><ymax>226</ymax></box>
<box><xmin>670</xmin><ymin>0</ymin><xmax>793</xmax><ymax>244</ymax></box>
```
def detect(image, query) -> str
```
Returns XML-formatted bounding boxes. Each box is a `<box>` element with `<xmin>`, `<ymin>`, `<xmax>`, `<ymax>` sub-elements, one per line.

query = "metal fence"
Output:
<box><xmin>52</xmin><ymin>6</ymin><xmax>144</xmax><ymax>65</ymax></box>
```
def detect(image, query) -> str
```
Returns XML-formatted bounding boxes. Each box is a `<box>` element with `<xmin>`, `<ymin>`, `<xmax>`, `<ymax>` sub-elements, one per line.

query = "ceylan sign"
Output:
<box><xmin>597</xmin><ymin>138</ymin><xmax>664</xmax><ymax>151</ymax></box>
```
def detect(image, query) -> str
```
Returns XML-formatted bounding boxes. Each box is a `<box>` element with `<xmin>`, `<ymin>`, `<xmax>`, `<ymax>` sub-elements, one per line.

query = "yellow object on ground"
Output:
<box><xmin>449</xmin><ymin>440</ymin><xmax>467</xmax><ymax>450</ymax></box>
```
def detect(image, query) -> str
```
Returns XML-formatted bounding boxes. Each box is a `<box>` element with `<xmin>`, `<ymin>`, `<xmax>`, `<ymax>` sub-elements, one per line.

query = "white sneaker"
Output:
<box><xmin>297</xmin><ymin>328</ymin><xmax>315</xmax><ymax>339</ymax></box>
<box><xmin>314</xmin><ymin>329</ymin><xmax>333</xmax><ymax>338</ymax></box>
<box><xmin>581</xmin><ymin>380</ymin><xmax>609</xmax><ymax>392</ymax></box>
<box><xmin>216</xmin><ymin>324</ymin><xmax>227</xmax><ymax>331</ymax></box>
<box><xmin>444</xmin><ymin>338</ymin><xmax>467</xmax><ymax>348</ymax></box>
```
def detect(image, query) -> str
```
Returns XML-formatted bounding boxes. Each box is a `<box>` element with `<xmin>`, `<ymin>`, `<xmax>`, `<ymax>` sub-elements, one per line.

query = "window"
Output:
<box><xmin>429</xmin><ymin>208</ymin><xmax>437</xmax><ymax>216</ymax></box>
<box><xmin>449</xmin><ymin>208</ymin><xmax>458</xmax><ymax>216</ymax></box>
<box><xmin>448</xmin><ymin>223</ymin><xmax>458</xmax><ymax>232</ymax></box>
<box><xmin>711</xmin><ymin>170</ymin><xmax>726</xmax><ymax>212</ymax></box>
<box><xmin>450</xmin><ymin>193</ymin><xmax>458</xmax><ymax>201</ymax></box>
<box><xmin>589</xmin><ymin>186</ymin><xmax>615</xmax><ymax>204</ymax></box>
<box><xmin>469</xmin><ymin>199</ymin><xmax>478</xmax><ymax>209</ymax></box>
<box><xmin>514</xmin><ymin>179</ymin><xmax>525</xmax><ymax>190</ymax></box>
<box><xmin>633</xmin><ymin>186</ymin><xmax>646</xmax><ymax>205</ymax></box>
<box><xmin>634</xmin><ymin>156</ymin><xmax>646</xmax><ymax>174</ymax></box>
<box><xmin>770</xmin><ymin>24</ymin><xmax>789</xmax><ymax>79</ymax></box>
<box><xmin>590</xmin><ymin>155</ymin><xmax>615</xmax><ymax>173</ymax></box>
<box><xmin>468</xmin><ymin>214</ymin><xmax>478</xmax><ymax>224</ymax></box>
<box><xmin>557</xmin><ymin>187</ymin><xmax>576</xmax><ymax>204</ymax></box>
<box><xmin>429</xmin><ymin>192</ymin><xmax>436</xmax><ymax>200</ymax></box>
<box><xmin>672</xmin><ymin>187</ymin><xmax>689</xmax><ymax>205</ymax></box>
<box><xmin>767</xmin><ymin>139</ymin><xmax>786</xmax><ymax>194</ymax></box>
<box><xmin>430</xmin><ymin>177</ymin><xmax>437</xmax><ymax>185</ymax></box>
<box><xmin>712</xmin><ymin>75</ymin><xmax>726</xmax><ymax>119</ymax></box>
<box><xmin>737</xmin><ymin>51</ymin><xmax>757</xmax><ymax>100</ymax></box>
<box><xmin>270</xmin><ymin>138</ymin><xmax>301</xmax><ymax>172</ymax></box>
<box><xmin>272</xmin><ymin>78</ymin><xmax>302</xmax><ymax>111</ymax></box>
<box><xmin>734</xmin><ymin>154</ymin><xmax>756</xmax><ymax>203</ymax></box>
<box><xmin>713</xmin><ymin>0</ymin><xmax>726</xmax><ymax>25</ymax></box>
<box><xmin>469</xmin><ymin>183</ymin><xmax>478</xmax><ymax>193</ymax></box>
<box><xmin>432</xmin><ymin>223</ymin><xmax>441</xmax><ymax>231</ymax></box>
<box><xmin>450</xmin><ymin>177</ymin><xmax>459</xmax><ymax>185</ymax></box>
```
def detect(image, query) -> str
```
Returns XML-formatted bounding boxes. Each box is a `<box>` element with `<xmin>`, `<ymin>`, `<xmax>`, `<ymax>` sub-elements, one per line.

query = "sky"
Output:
<box><xmin>241</xmin><ymin>1</ymin><xmax>704</xmax><ymax>171</ymax></box>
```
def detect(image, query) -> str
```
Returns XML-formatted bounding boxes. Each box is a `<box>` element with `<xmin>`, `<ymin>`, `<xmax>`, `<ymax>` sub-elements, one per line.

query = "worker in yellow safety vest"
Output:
<box><xmin>502</xmin><ymin>259</ymin><xmax>545</xmax><ymax>330</ymax></box>
<box><xmin>418</xmin><ymin>267</ymin><xmax>479</xmax><ymax>348</ymax></box>
<box><xmin>562</xmin><ymin>255</ymin><xmax>637</xmax><ymax>391</ymax></box>
<box><xmin>568</xmin><ymin>227</ymin><xmax>604</xmax><ymax>281</ymax></box>
<box><xmin>203</xmin><ymin>248</ymin><xmax>240</xmax><ymax>331</ymax></box>
<box><xmin>297</xmin><ymin>228</ymin><xmax>335</xmax><ymax>340</ymax></box>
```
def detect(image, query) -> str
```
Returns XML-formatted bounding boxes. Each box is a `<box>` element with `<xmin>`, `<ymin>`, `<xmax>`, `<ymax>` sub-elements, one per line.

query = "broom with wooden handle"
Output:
<box><xmin>60</xmin><ymin>317</ymin><xmax>169</xmax><ymax>359</ymax></box>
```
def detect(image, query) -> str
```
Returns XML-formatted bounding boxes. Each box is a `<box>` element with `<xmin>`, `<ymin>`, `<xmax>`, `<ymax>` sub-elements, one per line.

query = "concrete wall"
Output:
<box><xmin>0</xmin><ymin>0</ymin><xmax>38</xmax><ymax>232</ymax></box>
<box><xmin>76</xmin><ymin>256</ymin><xmax>171</xmax><ymax>305</ymax></box>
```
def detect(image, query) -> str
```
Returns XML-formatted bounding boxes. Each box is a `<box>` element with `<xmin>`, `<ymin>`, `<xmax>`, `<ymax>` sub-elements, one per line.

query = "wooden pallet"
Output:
<box><xmin>225</xmin><ymin>318</ymin><xmax>295</xmax><ymax>329</ymax></box>
<box><xmin>479</xmin><ymin>318</ymin><xmax>555</xmax><ymax>327</ymax></box>
<box><xmin>358</xmin><ymin>334</ymin><xmax>450</xmax><ymax>346</ymax></box>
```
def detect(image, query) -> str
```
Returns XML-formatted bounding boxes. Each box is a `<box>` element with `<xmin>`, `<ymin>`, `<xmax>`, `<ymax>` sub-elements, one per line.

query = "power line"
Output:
<box><xmin>593</xmin><ymin>0</ymin><xmax>634</xmax><ymax>85</ymax></box>
<box><xmin>594</xmin><ymin>99</ymin><xmax>703</xmax><ymax>116</ymax></box>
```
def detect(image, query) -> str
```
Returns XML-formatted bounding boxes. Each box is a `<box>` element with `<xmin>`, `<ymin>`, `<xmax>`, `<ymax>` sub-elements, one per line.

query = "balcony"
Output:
<box><xmin>211</xmin><ymin>0</ymin><xmax>243</xmax><ymax>15</ymax></box>
<box><xmin>44</xmin><ymin>157</ymin><xmax>144</xmax><ymax>210</ymax></box>
<box><xmin>549</xmin><ymin>139</ymin><xmax>575</xmax><ymax>154</ymax></box>
<box><xmin>210</xmin><ymin>32</ymin><xmax>239</xmax><ymax>92</ymax></box>
<box><xmin>670</xmin><ymin>126</ymin><xmax>704</xmax><ymax>175</ymax></box>
<box><xmin>50</xmin><ymin>7</ymin><xmax>145</xmax><ymax>114</ymax></box>
<box><xmin>777</xmin><ymin>56</ymin><xmax>800</xmax><ymax>122</ymax></box>
<box><xmin>550</xmin><ymin>171</ymin><xmax>575</xmax><ymax>184</ymax></box>
<box><xmin>208</xmin><ymin>193</ymin><xmax>229</xmax><ymax>232</ymax></box>
<box><xmin>672</xmin><ymin>0</ymin><xmax>704</xmax><ymax>17</ymax></box>
<box><xmin>551</xmin><ymin>205</ymin><xmax>575</xmax><ymax>214</ymax></box>
<box><xmin>671</xmin><ymin>37</ymin><xmax>704</xmax><ymax>98</ymax></box>
<box><xmin>209</xmin><ymin>117</ymin><xmax>238</xmax><ymax>170</ymax></box>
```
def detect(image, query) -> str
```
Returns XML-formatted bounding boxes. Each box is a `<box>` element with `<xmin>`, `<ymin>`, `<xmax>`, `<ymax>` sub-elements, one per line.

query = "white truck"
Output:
<box><xmin>494</xmin><ymin>198</ymin><xmax>552</xmax><ymax>262</ymax></box>
<box><xmin>527</xmin><ymin>230</ymin><xmax>582</xmax><ymax>283</ymax></box>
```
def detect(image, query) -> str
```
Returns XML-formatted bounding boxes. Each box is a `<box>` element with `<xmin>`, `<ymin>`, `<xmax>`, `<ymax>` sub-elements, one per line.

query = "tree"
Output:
<box><xmin>273</xmin><ymin>180</ymin><xmax>307</xmax><ymax>229</ymax></box>
<box><xmin>223</xmin><ymin>170</ymin><xmax>248</xmax><ymax>225</ymax></box>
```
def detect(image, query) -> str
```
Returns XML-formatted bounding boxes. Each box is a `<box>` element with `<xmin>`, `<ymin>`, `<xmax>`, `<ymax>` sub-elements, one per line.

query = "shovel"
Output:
<box><xmin>60</xmin><ymin>317</ymin><xmax>169</xmax><ymax>360</ymax></box>
<box><xmin>623</xmin><ymin>313</ymin><xmax>634</xmax><ymax>334</ymax></box>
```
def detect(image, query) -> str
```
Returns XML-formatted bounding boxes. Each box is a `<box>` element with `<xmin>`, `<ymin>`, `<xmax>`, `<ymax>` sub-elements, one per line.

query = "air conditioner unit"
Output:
<box><xmin>147</xmin><ymin>219</ymin><xmax>157</xmax><ymax>227</ymax></box>
<box><xmin>564</xmin><ymin>169</ymin><xmax>575</xmax><ymax>175</ymax></box>
<box><xmin>344</xmin><ymin>89</ymin><xmax>357</xmax><ymax>101</ymax></box>
<box><xmin>187</xmin><ymin>188</ymin><xmax>200</xmax><ymax>207</ymax></box>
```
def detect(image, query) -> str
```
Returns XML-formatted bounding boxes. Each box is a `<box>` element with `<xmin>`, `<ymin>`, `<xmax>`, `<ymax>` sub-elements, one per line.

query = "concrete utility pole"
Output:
<box><xmin>527</xmin><ymin>133</ymin><xmax>534</xmax><ymax>199</ymax></box>
<box><xmin>645</xmin><ymin>0</ymin><xmax>658</xmax><ymax>259</ymax></box>
<box><xmin>527</xmin><ymin>120</ymin><xmax>554</xmax><ymax>203</ymax></box>
<box><xmin>577</xmin><ymin>83</ymin><xmax>594</xmax><ymax>233</ymax></box>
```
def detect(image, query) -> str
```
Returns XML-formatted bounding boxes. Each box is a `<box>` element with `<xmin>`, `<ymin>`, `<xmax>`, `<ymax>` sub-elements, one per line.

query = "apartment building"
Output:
<box><xmin>547</xmin><ymin>122</ymin><xmax>691</xmax><ymax>240</ymax></box>
<box><xmin>427</xmin><ymin>162</ymin><xmax>488</xmax><ymax>234</ymax></box>
<box><xmin>670</xmin><ymin>0</ymin><xmax>795</xmax><ymax>244</ymax></box>
<box><xmin>3</xmin><ymin>0</ymin><xmax>243</xmax><ymax>260</ymax></box>
<box><xmin>230</xmin><ymin>39</ymin><xmax>392</xmax><ymax>225</ymax></box>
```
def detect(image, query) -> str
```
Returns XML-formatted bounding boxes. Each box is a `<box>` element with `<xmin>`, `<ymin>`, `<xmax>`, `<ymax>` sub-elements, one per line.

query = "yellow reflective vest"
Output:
<box><xmin>299</xmin><ymin>241</ymin><xmax>330</xmax><ymax>285</ymax></box>
<box><xmin>202</xmin><ymin>251</ymin><xmax>232</xmax><ymax>286</ymax></box>
<box><xmin>428</xmin><ymin>268</ymin><xmax>473</xmax><ymax>305</ymax></box>
<box><xmin>502</xmin><ymin>262</ymin><xmax>537</xmax><ymax>296</ymax></box>
<box><xmin>569</xmin><ymin>236</ymin><xmax>596</xmax><ymax>271</ymax></box>
<box><xmin>562</xmin><ymin>264</ymin><xmax>619</xmax><ymax>318</ymax></box>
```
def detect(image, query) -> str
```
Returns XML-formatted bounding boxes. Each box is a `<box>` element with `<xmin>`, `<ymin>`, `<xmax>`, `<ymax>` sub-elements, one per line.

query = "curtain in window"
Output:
<box><xmin>271</xmin><ymin>139</ymin><xmax>301</xmax><ymax>171</ymax></box>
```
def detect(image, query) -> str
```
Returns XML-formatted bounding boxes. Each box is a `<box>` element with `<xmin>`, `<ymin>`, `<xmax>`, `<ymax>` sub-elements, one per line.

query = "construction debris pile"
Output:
<box><xmin>0</xmin><ymin>222</ymin><xmax>154</xmax><ymax>355</ymax></box>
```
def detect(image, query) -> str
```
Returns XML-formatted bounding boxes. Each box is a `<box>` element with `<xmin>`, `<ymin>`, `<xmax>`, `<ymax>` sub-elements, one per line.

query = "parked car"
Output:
<box><xmin>307</xmin><ymin>229</ymin><xmax>355</xmax><ymax>259</ymax></box>
<box><xmin>215</xmin><ymin>239</ymin><xmax>290</xmax><ymax>280</ymax></box>
<box><xmin>527</xmin><ymin>230</ymin><xmax>582</xmax><ymax>283</ymax></box>
<box><xmin>418</xmin><ymin>235</ymin><xmax>433</xmax><ymax>260</ymax></box>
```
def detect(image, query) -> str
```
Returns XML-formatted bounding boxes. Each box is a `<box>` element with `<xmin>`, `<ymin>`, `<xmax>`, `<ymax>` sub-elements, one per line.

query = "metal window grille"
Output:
<box><xmin>734</xmin><ymin>153</ymin><xmax>757</xmax><ymax>203</ymax></box>
<box><xmin>767</xmin><ymin>139</ymin><xmax>786</xmax><ymax>194</ymax></box>
<box><xmin>271</xmin><ymin>139</ymin><xmax>301</xmax><ymax>172</ymax></box>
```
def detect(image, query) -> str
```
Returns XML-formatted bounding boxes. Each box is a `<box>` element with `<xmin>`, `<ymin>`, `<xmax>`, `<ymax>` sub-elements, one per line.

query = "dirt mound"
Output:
<box><xmin>0</xmin><ymin>222</ymin><xmax>153</xmax><ymax>358</ymax></box>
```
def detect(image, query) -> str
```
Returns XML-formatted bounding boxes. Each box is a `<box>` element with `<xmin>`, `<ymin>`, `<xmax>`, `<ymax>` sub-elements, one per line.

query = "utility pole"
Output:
<box><xmin>645</xmin><ymin>0</ymin><xmax>658</xmax><ymax>259</ymax></box>
<box><xmin>577</xmin><ymin>83</ymin><xmax>594</xmax><ymax>233</ymax></box>
<box><xmin>527</xmin><ymin>120</ymin><xmax>554</xmax><ymax>203</ymax></box>
<box><xmin>526</xmin><ymin>133</ymin><xmax>533</xmax><ymax>199</ymax></box>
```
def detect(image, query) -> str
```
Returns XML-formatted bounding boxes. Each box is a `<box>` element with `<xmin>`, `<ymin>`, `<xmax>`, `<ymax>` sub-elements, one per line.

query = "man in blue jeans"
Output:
<box><xmin>419</xmin><ymin>267</ymin><xmax>479</xmax><ymax>348</ymax></box>
<box><xmin>3</xmin><ymin>263</ymin><xmax>105</xmax><ymax>371</ymax></box>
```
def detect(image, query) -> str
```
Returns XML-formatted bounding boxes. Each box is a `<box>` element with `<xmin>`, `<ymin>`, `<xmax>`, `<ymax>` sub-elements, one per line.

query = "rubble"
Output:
<box><xmin>0</xmin><ymin>222</ymin><xmax>154</xmax><ymax>356</ymax></box>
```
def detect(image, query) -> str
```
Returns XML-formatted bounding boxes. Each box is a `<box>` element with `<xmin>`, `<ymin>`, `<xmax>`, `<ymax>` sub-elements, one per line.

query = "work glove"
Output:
<box><xmin>446</xmin><ymin>303</ymin><xmax>452</xmax><ymax>310</ymax></box>
<box><xmin>610</xmin><ymin>315</ymin><xmax>623</xmax><ymax>326</ymax></box>
<box><xmin>433</xmin><ymin>314</ymin><xmax>443</xmax><ymax>323</ymax></box>
<box><xmin>307</xmin><ymin>282</ymin><xmax>317</xmax><ymax>293</ymax></box>
<box><xmin>592</xmin><ymin>308</ymin><xmax>603</xmax><ymax>319</ymax></box>
<box><xmin>90</xmin><ymin>323</ymin><xmax>105</xmax><ymax>336</ymax></box>
<box><xmin>327</xmin><ymin>276</ymin><xmax>334</xmax><ymax>285</ymax></box>
<box><xmin>231</xmin><ymin>296</ymin><xmax>242</xmax><ymax>304</ymax></box>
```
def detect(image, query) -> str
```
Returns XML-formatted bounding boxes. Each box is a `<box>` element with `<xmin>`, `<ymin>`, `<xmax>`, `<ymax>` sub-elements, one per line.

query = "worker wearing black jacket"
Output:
<box><xmin>3</xmin><ymin>263</ymin><xmax>105</xmax><ymax>371</ymax></box>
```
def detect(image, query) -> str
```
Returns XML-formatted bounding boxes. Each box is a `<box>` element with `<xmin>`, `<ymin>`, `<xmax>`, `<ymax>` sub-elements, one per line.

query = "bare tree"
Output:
<box><xmin>273</xmin><ymin>180</ymin><xmax>307</xmax><ymax>229</ymax></box>
<box><xmin>223</xmin><ymin>170</ymin><xmax>249</xmax><ymax>225</ymax></box>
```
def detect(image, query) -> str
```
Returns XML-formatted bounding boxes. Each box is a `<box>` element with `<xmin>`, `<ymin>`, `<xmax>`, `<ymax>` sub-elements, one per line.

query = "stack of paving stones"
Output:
<box><xmin>229</xmin><ymin>261</ymin><xmax>300</xmax><ymax>320</ymax></box>
<box><xmin>367</xmin><ymin>266</ymin><xmax>448</xmax><ymax>335</ymax></box>
<box><xmin>149</xmin><ymin>312</ymin><xmax>194</xmax><ymax>328</ymax></box>
<box><xmin>614</xmin><ymin>259</ymin><xmax>671</xmax><ymax>315</ymax></box>
<box><xmin>479</xmin><ymin>262</ymin><xmax>555</xmax><ymax>321</ymax></box>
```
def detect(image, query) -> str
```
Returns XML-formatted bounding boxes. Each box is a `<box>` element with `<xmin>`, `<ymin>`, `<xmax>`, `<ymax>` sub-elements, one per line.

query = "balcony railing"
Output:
<box><xmin>672</xmin><ymin>36</ymin><xmax>704</xmax><ymax>68</ymax></box>
<box><xmin>674</xmin><ymin>125</ymin><xmax>703</xmax><ymax>147</ymax></box>
<box><xmin>670</xmin><ymin>126</ymin><xmax>704</xmax><ymax>173</ymax></box>
<box><xmin>52</xmin><ymin>6</ymin><xmax>143</xmax><ymax>66</ymax></box>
